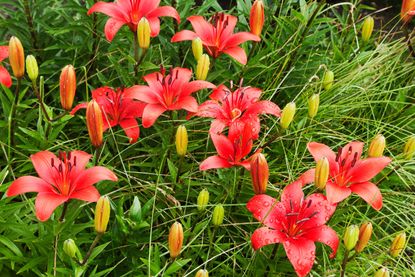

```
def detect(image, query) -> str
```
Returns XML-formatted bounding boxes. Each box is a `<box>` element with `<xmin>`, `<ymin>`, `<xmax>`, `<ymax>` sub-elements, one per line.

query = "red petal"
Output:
<box><xmin>181</xmin><ymin>80</ymin><xmax>216</xmax><ymax>96</ymax></box>
<box><xmin>222</xmin><ymin>47</ymin><xmax>248</xmax><ymax>65</ymax></box>
<box><xmin>187</xmin><ymin>16</ymin><xmax>214</xmax><ymax>44</ymax></box>
<box><xmin>239</xmin><ymin>160</ymin><xmax>251</xmax><ymax>170</ymax></box>
<box><xmin>300</xmin><ymin>193</ymin><xmax>336</xmax><ymax>230</ymax></box>
<box><xmin>68</xmin><ymin>150</ymin><xmax>92</xmax><ymax>179</ymax></box>
<box><xmin>143</xmin><ymin>72</ymin><xmax>164</xmax><ymax>90</ymax></box>
<box><xmin>120</xmin><ymin>118</ymin><xmax>140</xmax><ymax>143</ymax></box>
<box><xmin>148</xmin><ymin>6</ymin><xmax>180</xmax><ymax>23</ymax></box>
<box><xmin>350</xmin><ymin>181</ymin><xmax>383</xmax><ymax>210</ymax></box>
<box><xmin>251</xmin><ymin>227</ymin><xmax>285</xmax><ymax>250</ymax></box>
<box><xmin>283</xmin><ymin>238</ymin><xmax>316</xmax><ymax>277</ymax></box>
<box><xmin>171</xmin><ymin>96</ymin><xmax>198</xmax><ymax>112</ymax></box>
<box><xmin>347</xmin><ymin>157</ymin><xmax>391</xmax><ymax>183</ymax></box>
<box><xmin>142</xmin><ymin>104</ymin><xmax>166</xmax><ymax>128</ymax></box>
<box><xmin>326</xmin><ymin>181</ymin><xmax>351</xmax><ymax>204</ymax></box>
<box><xmin>199</xmin><ymin>155</ymin><xmax>232</xmax><ymax>170</ymax></box>
<box><xmin>197</xmin><ymin>100</ymin><xmax>222</xmax><ymax>118</ymax></box>
<box><xmin>72</xmin><ymin>166</ymin><xmax>117</xmax><ymax>191</ymax></box>
<box><xmin>104</xmin><ymin>18</ymin><xmax>125</xmax><ymax>41</ymax></box>
<box><xmin>302</xmin><ymin>225</ymin><xmax>339</xmax><ymax>259</ymax></box>
<box><xmin>124</xmin><ymin>85</ymin><xmax>161</xmax><ymax>104</ymax></box>
<box><xmin>70</xmin><ymin>102</ymin><xmax>88</xmax><ymax>115</ymax></box>
<box><xmin>0</xmin><ymin>46</ymin><xmax>8</xmax><ymax>61</ymax></box>
<box><xmin>246</xmin><ymin>194</ymin><xmax>286</xmax><ymax>230</ymax></box>
<box><xmin>70</xmin><ymin>186</ymin><xmax>100</xmax><ymax>202</ymax></box>
<box><xmin>0</xmin><ymin>66</ymin><xmax>12</xmax><ymax>88</ymax></box>
<box><xmin>341</xmin><ymin>141</ymin><xmax>364</xmax><ymax>162</ymax></box>
<box><xmin>30</xmin><ymin>151</ymin><xmax>59</xmax><ymax>186</ymax></box>
<box><xmin>281</xmin><ymin>181</ymin><xmax>304</xmax><ymax>212</ymax></box>
<box><xmin>35</xmin><ymin>192</ymin><xmax>68</xmax><ymax>221</ymax></box>
<box><xmin>7</xmin><ymin>176</ymin><xmax>52</xmax><ymax>196</ymax></box>
<box><xmin>299</xmin><ymin>168</ymin><xmax>315</xmax><ymax>186</ymax></box>
<box><xmin>211</xmin><ymin>133</ymin><xmax>234</xmax><ymax>160</ymax></box>
<box><xmin>87</xmin><ymin>2</ymin><xmax>127</xmax><ymax>21</ymax></box>
<box><xmin>307</xmin><ymin>142</ymin><xmax>336</xmax><ymax>164</ymax></box>
<box><xmin>138</xmin><ymin>0</ymin><xmax>160</xmax><ymax>17</ymax></box>
<box><xmin>209</xmin><ymin>120</ymin><xmax>226</xmax><ymax>135</ymax></box>
<box><xmin>245</xmin><ymin>100</ymin><xmax>281</xmax><ymax>117</ymax></box>
<box><xmin>224</xmin><ymin>32</ymin><xmax>260</xmax><ymax>48</ymax></box>
<box><xmin>171</xmin><ymin>30</ymin><xmax>198</xmax><ymax>42</ymax></box>
<box><xmin>209</xmin><ymin>84</ymin><xmax>229</xmax><ymax>101</ymax></box>
<box><xmin>147</xmin><ymin>17</ymin><xmax>161</xmax><ymax>37</ymax></box>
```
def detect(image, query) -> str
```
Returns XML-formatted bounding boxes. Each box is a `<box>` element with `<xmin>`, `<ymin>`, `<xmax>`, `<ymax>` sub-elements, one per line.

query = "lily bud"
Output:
<box><xmin>250</xmin><ymin>152</ymin><xmax>269</xmax><ymax>194</ymax></box>
<box><xmin>390</xmin><ymin>232</ymin><xmax>406</xmax><ymax>258</ymax></box>
<box><xmin>315</xmin><ymin>157</ymin><xmax>329</xmax><ymax>190</ymax></box>
<box><xmin>175</xmin><ymin>125</ymin><xmax>188</xmax><ymax>156</ymax></box>
<box><xmin>196</xmin><ymin>54</ymin><xmax>210</xmax><ymax>81</ymax></box>
<box><xmin>401</xmin><ymin>0</ymin><xmax>415</xmax><ymax>23</ymax></box>
<box><xmin>403</xmin><ymin>136</ymin><xmax>415</xmax><ymax>160</ymax></box>
<box><xmin>197</xmin><ymin>189</ymin><xmax>209</xmax><ymax>211</ymax></box>
<box><xmin>374</xmin><ymin>267</ymin><xmax>390</xmax><ymax>277</ymax></box>
<box><xmin>308</xmin><ymin>94</ymin><xmax>319</xmax><ymax>118</ymax></box>
<box><xmin>343</xmin><ymin>225</ymin><xmax>359</xmax><ymax>251</ymax></box>
<box><xmin>168</xmin><ymin>222</ymin><xmax>184</xmax><ymax>258</ymax></box>
<box><xmin>368</xmin><ymin>134</ymin><xmax>386</xmax><ymax>158</ymax></box>
<box><xmin>250</xmin><ymin>0</ymin><xmax>264</xmax><ymax>37</ymax></box>
<box><xmin>212</xmin><ymin>204</ymin><xmax>224</xmax><ymax>226</ymax></box>
<box><xmin>60</xmin><ymin>65</ymin><xmax>76</xmax><ymax>111</ymax></box>
<box><xmin>280</xmin><ymin>102</ymin><xmax>296</xmax><ymax>129</ymax></box>
<box><xmin>94</xmin><ymin>196</ymin><xmax>110</xmax><ymax>234</ymax></box>
<box><xmin>195</xmin><ymin>269</ymin><xmax>209</xmax><ymax>277</ymax></box>
<box><xmin>63</xmin><ymin>239</ymin><xmax>78</xmax><ymax>259</ymax></box>
<box><xmin>8</xmin><ymin>36</ymin><xmax>25</xmax><ymax>78</ymax></box>
<box><xmin>129</xmin><ymin>196</ymin><xmax>142</xmax><ymax>222</ymax></box>
<box><xmin>26</xmin><ymin>55</ymin><xmax>38</xmax><ymax>81</ymax></box>
<box><xmin>322</xmin><ymin>70</ymin><xmax>334</xmax><ymax>91</ymax></box>
<box><xmin>355</xmin><ymin>222</ymin><xmax>373</xmax><ymax>253</ymax></box>
<box><xmin>192</xmin><ymin>37</ymin><xmax>203</xmax><ymax>61</ymax></box>
<box><xmin>361</xmin><ymin>16</ymin><xmax>374</xmax><ymax>42</ymax></box>
<box><xmin>137</xmin><ymin>17</ymin><xmax>151</xmax><ymax>49</ymax></box>
<box><xmin>86</xmin><ymin>100</ymin><xmax>104</xmax><ymax>148</ymax></box>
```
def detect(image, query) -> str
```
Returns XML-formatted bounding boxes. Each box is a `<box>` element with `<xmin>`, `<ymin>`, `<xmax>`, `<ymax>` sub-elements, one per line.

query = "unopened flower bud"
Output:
<box><xmin>168</xmin><ymin>222</ymin><xmax>184</xmax><ymax>258</ymax></box>
<box><xmin>63</xmin><ymin>239</ymin><xmax>78</xmax><ymax>259</ymax></box>
<box><xmin>192</xmin><ymin>37</ymin><xmax>203</xmax><ymax>61</ymax></box>
<box><xmin>315</xmin><ymin>157</ymin><xmax>329</xmax><ymax>190</ymax></box>
<box><xmin>308</xmin><ymin>93</ymin><xmax>319</xmax><ymax>118</ymax></box>
<box><xmin>175</xmin><ymin>125</ymin><xmax>188</xmax><ymax>156</ymax></box>
<box><xmin>8</xmin><ymin>36</ymin><xmax>25</xmax><ymax>78</ymax></box>
<box><xmin>280</xmin><ymin>102</ymin><xmax>296</xmax><ymax>129</ymax></box>
<box><xmin>60</xmin><ymin>65</ymin><xmax>76</xmax><ymax>110</ymax></box>
<box><xmin>250</xmin><ymin>152</ymin><xmax>268</xmax><ymax>194</ymax></box>
<box><xmin>401</xmin><ymin>0</ymin><xmax>415</xmax><ymax>23</ymax></box>
<box><xmin>212</xmin><ymin>204</ymin><xmax>224</xmax><ymax>226</ymax></box>
<box><xmin>343</xmin><ymin>225</ymin><xmax>359</xmax><ymax>251</ymax></box>
<box><xmin>129</xmin><ymin>196</ymin><xmax>142</xmax><ymax>222</ymax></box>
<box><xmin>94</xmin><ymin>196</ymin><xmax>110</xmax><ymax>234</ymax></box>
<box><xmin>250</xmin><ymin>0</ymin><xmax>264</xmax><ymax>37</ymax></box>
<box><xmin>368</xmin><ymin>134</ymin><xmax>386</xmax><ymax>158</ymax></box>
<box><xmin>196</xmin><ymin>54</ymin><xmax>210</xmax><ymax>81</ymax></box>
<box><xmin>137</xmin><ymin>17</ymin><xmax>151</xmax><ymax>49</ymax></box>
<box><xmin>26</xmin><ymin>55</ymin><xmax>38</xmax><ymax>81</ymax></box>
<box><xmin>362</xmin><ymin>16</ymin><xmax>374</xmax><ymax>42</ymax></box>
<box><xmin>195</xmin><ymin>269</ymin><xmax>209</xmax><ymax>277</ymax></box>
<box><xmin>374</xmin><ymin>267</ymin><xmax>390</xmax><ymax>277</ymax></box>
<box><xmin>322</xmin><ymin>70</ymin><xmax>334</xmax><ymax>91</ymax></box>
<box><xmin>403</xmin><ymin>136</ymin><xmax>415</xmax><ymax>160</ymax></box>
<box><xmin>197</xmin><ymin>189</ymin><xmax>209</xmax><ymax>211</ymax></box>
<box><xmin>355</xmin><ymin>222</ymin><xmax>373</xmax><ymax>253</ymax></box>
<box><xmin>390</xmin><ymin>232</ymin><xmax>406</xmax><ymax>258</ymax></box>
<box><xmin>86</xmin><ymin>99</ymin><xmax>104</xmax><ymax>147</ymax></box>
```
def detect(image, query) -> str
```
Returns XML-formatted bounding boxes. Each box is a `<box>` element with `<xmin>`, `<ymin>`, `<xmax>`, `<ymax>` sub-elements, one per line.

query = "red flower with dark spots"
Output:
<box><xmin>247</xmin><ymin>180</ymin><xmax>339</xmax><ymax>277</ymax></box>
<box><xmin>0</xmin><ymin>46</ymin><xmax>12</xmax><ymax>87</ymax></box>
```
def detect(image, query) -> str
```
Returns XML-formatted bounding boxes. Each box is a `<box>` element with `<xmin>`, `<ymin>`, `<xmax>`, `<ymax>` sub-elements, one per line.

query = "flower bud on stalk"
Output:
<box><xmin>175</xmin><ymin>125</ymin><xmax>188</xmax><ymax>156</ymax></box>
<box><xmin>195</xmin><ymin>269</ymin><xmax>209</xmax><ymax>277</ymax></box>
<box><xmin>250</xmin><ymin>152</ymin><xmax>269</xmax><ymax>194</ymax></box>
<box><xmin>26</xmin><ymin>55</ymin><xmax>38</xmax><ymax>81</ymax></box>
<box><xmin>60</xmin><ymin>65</ymin><xmax>76</xmax><ymax>110</ymax></box>
<box><xmin>249</xmin><ymin>0</ymin><xmax>264</xmax><ymax>37</ymax></box>
<box><xmin>94</xmin><ymin>196</ymin><xmax>111</xmax><ymax>234</ymax></box>
<box><xmin>401</xmin><ymin>0</ymin><xmax>415</xmax><ymax>24</ymax></box>
<box><xmin>361</xmin><ymin>16</ymin><xmax>374</xmax><ymax>42</ymax></box>
<box><xmin>192</xmin><ymin>37</ymin><xmax>203</xmax><ymax>61</ymax></box>
<box><xmin>196</xmin><ymin>54</ymin><xmax>210</xmax><ymax>81</ymax></box>
<box><xmin>8</xmin><ymin>36</ymin><xmax>25</xmax><ymax>79</ymax></box>
<box><xmin>355</xmin><ymin>222</ymin><xmax>373</xmax><ymax>253</ymax></box>
<box><xmin>308</xmin><ymin>93</ymin><xmax>319</xmax><ymax>118</ymax></box>
<box><xmin>212</xmin><ymin>204</ymin><xmax>224</xmax><ymax>226</ymax></box>
<box><xmin>403</xmin><ymin>136</ymin><xmax>415</xmax><ymax>160</ymax></box>
<box><xmin>315</xmin><ymin>157</ymin><xmax>329</xmax><ymax>190</ymax></box>
<box><xmin>322</xmin><ymin>70</ymin><xmax>334</xmax><ymax>91</ymax></box>
<box><xmin>63</xmin><ymin>239</ymin><xmax>78</xmax><ymax>259</ymax></box>
<box><xmin>168</xmin><ymin>222</ymin><xmax>184</xmax><ymax>258</ymax></box>
<box><xmin>368</xmin><ymin>134</ymin><xmax>386</xmax><ymax>158</ymax></box>
<box><xmin>137</xmin><ymin>17</ymin><xmax>151</xmax><ymax>49</ymax></box>
<box><xmin>374</xmin><ymin>267</ymin><xmax>390</xmax><ymax>277</ymax></box>
<box><xmin>343</xmin><ymin>225</ymin><xmax>359</xmax><ymax>251</ymax></box>
<box><xmin>390</xmin><ymin>232</ymin><xmax>406</xmax><ymax>258</ymax></box>
<box><xmin>280</xmin><ymin>102</ymin><xmax>296</xmax><ymax>129</ymax></box>
<box><xmin>197</xmin><ymin>189</ymin><xmax>209</xmax><ymax>211</ymax></box>
<box><xmin>86</xmin><ymin>100</ymin><xmax>104</xmax><ymax>148</ymax></box>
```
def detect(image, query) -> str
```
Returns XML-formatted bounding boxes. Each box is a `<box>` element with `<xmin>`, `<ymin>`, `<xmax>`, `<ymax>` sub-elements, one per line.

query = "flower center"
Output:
<box><xmin>50</xmin><ymin>151</ymin><xmax>77</xmax><ymax>196</ymax></box>
<box><xmin>285</xmin><ymin>199</ymin><xmax>319</xmax><ymax>237</ymax></box>
<box><xmin>157</xmin><ymin>68</ymin><xmax>180</xmax><ymax>107</ymax></box>
<box><xmin>231</xmin><ymin>108</ymin><xmax>242</xmax><ymax>120</ymax></box>
<box><xmin>333</xmin><ymin>146</ymin><xmax>359</xmax><ymax>187</ymax></box>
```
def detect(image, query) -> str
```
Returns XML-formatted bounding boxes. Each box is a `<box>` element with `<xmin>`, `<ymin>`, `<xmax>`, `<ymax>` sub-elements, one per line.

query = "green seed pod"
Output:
<box><xmin>197</xmin><ymin>189</ymin><xmax>209</xmax><ymax>211</ymax></box>
<box><xmin>343</xmin><ymin>225</ymin><xmax>359</xmax><ymax>251</ymax></box>
<box><xmin>403</xmin><ymin>136</ymin><xmax>415</xmax><ymax>160</ymax></box>
<box><xmin>322</xmin><ymin>70</ymin><xmax>334</xmax><ymax>91</ymax></box>
<box><xmin>308</xmin><ymin>93</ymin><xmax>319</xmax><ymax>118</ymax></box>
<box><xmin>63</xmin><ymin>239</ymin><xmax>78</xmax><ymax>259</ymax></box>
<box><xmin>212</xmin><ymin>204</ymin><xmax>225</xmax><ymax>226</ymax></box>
<box><xmin>26</xmin><ymin>55</ymin><xmax>38</xmax><ymax>81</ymax></box>
<box><xmin>280</xmin><ymin>102</ymin><xmax>296</xmax><ymax>129</ymax></box>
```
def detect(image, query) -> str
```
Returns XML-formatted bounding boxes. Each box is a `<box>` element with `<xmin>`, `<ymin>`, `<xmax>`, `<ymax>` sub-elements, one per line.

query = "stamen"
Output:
<box><xmin>286</xmin><ymin>212</ymin><xmax>300</xmax><ymax>217</ymax></box>
<box><xmin>341</xmin><ymin>159</ymin><xmax>346</xmax><ymax>167</ymax></box>
<box><xmin>289</xmin><ymin>199</ymin><xmax>293</xmax><ymax>211</ymax></box>
<box><xmin>239</xmin><ymin>78</ymin><xmax>244</xmax><ymax>88</ymax></box>
<box><xmin>58</xmin><ymin>164</ymin><xmax>63</xmax><ymax>172</ymax></box>
<box><xmin>73</xmin><ymin>156</ymin><xmax>77</xmax><ymax>166</ymax></box>
<box><xmin>307</xmin><ymin>200</ymin><xmax>312</xmax><ymax>208</ymax></box>
<box><xmin>336</xmin><ymin>147</ymin><xmax>342</xmax><ymax>162</ymax></box>
<box><xmin>67</xmin><ymin>152</ymin><xmax>71</xmax><ymax>160</ymax></box>
<box><xmin>309</xmin><ymin>211</ymin><xmax>319</xmax><ymax>218</ymax></box>
<box><xmin>351</xmin><ymin>152</ymin><xmax>358</xmax><ymax>167</ymax></box>
<box><xmin>348</xmin><ymin>146</ymin><xmax>352</xmax><ymax>154</ymax></box>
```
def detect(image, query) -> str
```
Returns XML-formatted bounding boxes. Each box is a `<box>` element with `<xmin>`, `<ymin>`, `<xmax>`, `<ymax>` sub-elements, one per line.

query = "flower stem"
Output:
<box><xmin>23</xmin><ymin>0</ymin><xmax>39</xmax><ymax>51</ymax></box>
<box><xmin>59</xmin><ymin>201</ymin><xmax>69</xmax><ymax>222</ymax></box>
<box><xmin>375</xmin><ymin>164</ymin><xmax>401</xmax><ymax>186</ymax></box>
<box><xmin>33</xmin><ymin>81</ymin><xmax>52</xmax><ymax>122</ymax></box>
<box><xmin>340</xmin><ymin>249</ymin><xmax>350</xmax><ymax>277</ymax></box>
<box><xmin>81</xmin><ymin>233</ymin><xmax>103</xmax><ymax>265</ymax></box>
<box><xmin>9</xmin><ymin>78</ymin><xmax>21</xmax><ymax>151</ymax></box>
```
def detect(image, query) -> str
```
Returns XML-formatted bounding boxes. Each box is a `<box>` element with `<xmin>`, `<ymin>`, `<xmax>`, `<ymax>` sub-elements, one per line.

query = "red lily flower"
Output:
<box><xmin>6</xmin><ymin>150</ymin><xmax>117</xmax><ymax>221</ymax></box>
<box><xmin>247</xmin><ymin>180</ymin><xmax>339</xmax><ymax>277</ymax></box>
<box><xmin>87</xmin><ymin>0</ymin><xmax>180</xmax><ymax>41</ymax></box>
<box><xmin>0</xmin><ymin>46</ymin><xmax>12</xmax><ymax>88</ymax></box>
<box><xmin>124</xmin><ymin>67</ymin><xmax>215</xmax><ymax>128</ymax></box>
<box><xmin>71</xmin><ymin>87</ymin><xmax>145</xmax><ymax>143</ymax></box>
<box><xmin>196</xmin><ymin>84</ymin><xmax>280</xmax><ymax>139</ymax></box>
<box><xmin>401</xmin><ymin>0</ymin><xmax>415</xmax><ymax>23</ymax></box>
<box><xmin>199</xmin><ymin>123</ymin><xmax>254</xmax><ymax>171</ymax></box>
<box><xmin>306</xmin><ymin>142</ymin><xmax>391</xmax><ymax>210</ymax></box>
<box><xmin>171</xmin><ymin>13</ymin><xmax>260</xmax><ymax>65</ymax></box>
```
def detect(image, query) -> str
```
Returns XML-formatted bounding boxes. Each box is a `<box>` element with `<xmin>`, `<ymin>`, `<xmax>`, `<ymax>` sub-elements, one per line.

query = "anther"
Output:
<box><xmin>289</xmin><ymin>199</ymin><xmax>293</xmax><ymax>211</ymax></box>
<box><xmin>351</xmin><ymin>152</ymin><xmax>358</xmax><ymax>167</ymax></box>
<box><xmin>307</xmin><ymin>200</ymin><xmax>312</xmax><ymax>208</ymax></box>
<box><xmin>73</xmin><ymin>156</ymin><xmax>77</xmax><ymax>166</ymax></box>
<box><xmin>336</xmin><ymin>147</ymin><xmax>342</xmax><ymax>162</ymax></box>
<box><xmin>58</xmin><ymin>164</ymin><xmax>63</xmax><ymax>172</ymax></box>
<box><xmin>51</xmin><ymin>158</ymin><xmax>54</xmax><ymax>167</ymax></box>
<box><xmin>68</xmin><ymin>152</ymin><xmax>71</xmax><ymax>160</ymax></box>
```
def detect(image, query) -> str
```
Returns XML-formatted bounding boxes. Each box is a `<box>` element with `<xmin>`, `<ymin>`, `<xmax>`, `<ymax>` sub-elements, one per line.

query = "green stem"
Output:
<box><xmin>375</xmin><ymin>164</ymin><xmax>401</xmax><ymax>186</ymax></box>
<box><xmin>340</xmin><ymin>250</ymin><xmax>350</xmax><ymax>277</ymax></box>
<box><xmin>23</xmin><ymin>0</ymin><xmax>39</xmax><ymax>51</ymax></box>
<box><xmin>59</xmin><ymin>201</ymin><xmax>69</xmax><ymax>222</ymax></box>
<box><xmin>33</xmin><ymin>81</ymin><xmax>52</xmax><ymax>122</ymax></box>
<box><xmin>81</xmin><ymin>233</ymin><xmax>103</xmax><ymax>266</ymax></box>
<box><xmin>9</xmin><ymin>78</ymin><xmax>21</xmax><ymax>150</ymax></box>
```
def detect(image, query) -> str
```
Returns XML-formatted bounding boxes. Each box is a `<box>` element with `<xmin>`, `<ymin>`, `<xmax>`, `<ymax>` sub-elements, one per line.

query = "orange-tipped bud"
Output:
<box><xmin>60</xmin><ymin>65</ymin><xmax>76</xmax><ymax>110</ymax></box>
<box><xmin>355</xmin><ymin>222</ymin><xmax>373</xmax><ymax>253</ymax></box>
<box><xmin>390</xmin><ymin>232</ymin><xmax>406</xmax><ymax>258</ymax></box>
<box><xmin>368</xmin><ymin>134</ymin><xmax>386</xmax><ymax>158</ymax></box>
<box><xmin>168</xmin><ymin>222</ymin><xmax>184</xmax><ymax>258</ymax></box>
<box><xmin>374</xmin><ymin>267</ymin><xmax>390</xmax><ymax>277</ymax></box>
<box><xmin>137</xmin><ymin>17</ymin><xmax>151</xmax><ymax>49</ymax></box>
<box><xmin>401</xmin><ymin>0</ymin><xmax>415</xmax><ymax>23</ymax></box>
<box><xmin>315</xmin><ymin>157</ymin><xmax>329</xmax><ymax>190</ymax></box>
<box><xmin>94</xmin><ymin>196</ymin><xmax>111</xmax><ymax>234</ymax></box>
<box><xmin>192</xmin><ymin>38</ymin><xmax>203</xmax><ymax>61</ymax></box>
<box><xmin>86</xmin><ymin>100</ymin><xmax>104</xmax><ymax>147</ymax></box>
<box><xmin>250</xmin><ymin>152</ymin><xmax>269</xmax><ymax>194</ymax></box>
<box><xmin>8</xmin><ymin>36</ymin><xmax>25</xmax><ymax>78</ymax></box>
<box><xmin>250</xmin><ymin>0</ymin><xmax>264</xmax><ymax>37</ymax></box>
<box><xmin>195</xmin><ymin>269</ymin><xmax>209</xmax><ymax>277</ymax></box>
